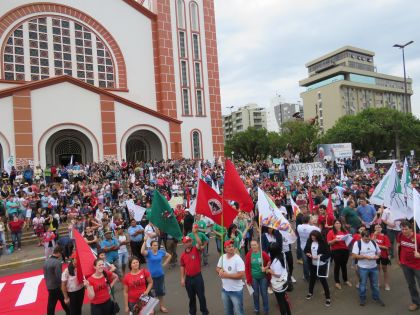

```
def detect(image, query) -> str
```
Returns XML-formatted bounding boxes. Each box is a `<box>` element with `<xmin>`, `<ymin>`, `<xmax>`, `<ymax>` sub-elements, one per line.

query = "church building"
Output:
<box><xmin>0</xmin><ymin>0</ymin><xmax>224</xmax><ymax>168</ymax></box>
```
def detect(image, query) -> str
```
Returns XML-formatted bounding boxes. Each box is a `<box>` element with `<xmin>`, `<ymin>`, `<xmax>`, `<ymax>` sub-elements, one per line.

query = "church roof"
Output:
<box><xmin>121</xmin><ymin>0</ymin><xmax>157</xmax><ymax>19</ymax></box>
<box><xmin>0</xmin><ymin>75</ymin><xmax>181</xmax><ymax>124</ymax></box>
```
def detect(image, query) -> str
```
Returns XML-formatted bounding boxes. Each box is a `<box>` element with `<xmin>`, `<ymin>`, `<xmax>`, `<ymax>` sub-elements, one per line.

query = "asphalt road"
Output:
<box><xmin>0</xmin><ymin>241</ymin><xmax>415</xmax><ymax>315</ymax></box>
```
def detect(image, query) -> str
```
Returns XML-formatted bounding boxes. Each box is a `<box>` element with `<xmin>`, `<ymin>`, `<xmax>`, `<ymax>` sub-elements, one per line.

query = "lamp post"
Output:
<box><xmin>231</xmin><ymin>151</ymin><xmax>234</xmax><ymax>161</ymax></box>
<box><xmin>393</xmin><ymin>41</ymin><xmax>413</xmax><ymax>113</ymax></box>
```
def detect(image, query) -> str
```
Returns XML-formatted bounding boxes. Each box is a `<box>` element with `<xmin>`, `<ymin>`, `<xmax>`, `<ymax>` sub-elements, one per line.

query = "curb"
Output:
<box><xmin>0</xmin><ymin>256</ymin><xmax>45</xmax><ymax>270</ymax></box>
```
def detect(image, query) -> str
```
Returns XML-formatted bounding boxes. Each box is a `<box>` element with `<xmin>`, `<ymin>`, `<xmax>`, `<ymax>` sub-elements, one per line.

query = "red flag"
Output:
<box><xmin>73</xmin><ymin>228</ymin><xmax>95</xmax><ymax>282</ymax></box>
<box><xmin>196</xmin><ymin>179</ymin><xmax>237</xmax><ymax>227</ymax></box>
<box><xmin>326</xmin><ymin>194</ymin><xmax>334</xmax><ymax>219</ymax></box>
<box><xmin>223</xmin><ymin>159</ymin><xmax>254</xmax><ymax>212</ymax></box>
<box><xmin>308</xmin><ymin>189</ymin><xmax>314</xmax><ymax>214</ymax></box>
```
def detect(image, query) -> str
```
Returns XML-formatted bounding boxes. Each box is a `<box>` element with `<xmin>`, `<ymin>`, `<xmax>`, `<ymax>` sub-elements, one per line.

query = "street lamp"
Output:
<box><xmin>231</xmin><ymin>151</ymin><xmax>234</xmax><ymax>161</ymax></box>
<box><xmin>393</xmin><ymin>40</ymin><xmax>414</xmax><ymax>113</ymax></box>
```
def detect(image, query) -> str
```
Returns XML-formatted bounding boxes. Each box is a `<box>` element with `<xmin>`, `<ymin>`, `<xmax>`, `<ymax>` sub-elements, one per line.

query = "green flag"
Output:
<box><xmin>150</xmin><ymin>190</ymin><xmax>183</xmax><ymax>241</ymax></box>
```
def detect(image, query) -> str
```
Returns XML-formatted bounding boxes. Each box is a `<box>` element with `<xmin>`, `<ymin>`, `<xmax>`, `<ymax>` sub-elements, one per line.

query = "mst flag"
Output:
<box><xmin>196</xmin><ymin>179</ymin><xmax>237</xmax><ymax>227</ymax></box>
<box><xmin>290</xmin><ymin>197</ymin><xmax>301</xmax><ymax>217</ymax></box>
<box><xmin>150</xmin><ymin>190</ymin><xmax>183</xmax><ymax>240</ymax></box>
<box><xmin>401</xmin><ymin>158</ymin><xmax>414</xmax><ymax>212</ymax></box>
<box><xmin>370</xmin><ymin>162</ymin><xmax>395</xmax><ymax>207</ymax></box>
<box><xmin>73</xmin><ymin>228</ymin><xmax>95</xmax><ymax>282</ymax></box>
<box><xmin>258</xmin><ymin>188</ymin><xmax>297</xmax><ymax>244</ymax></box>
<box><xmin>413</xmin><ymin>188</ymin><xmax>420</xmax><ymax>229</ymax></box>
<box><xmin>224</xmin><ymin>159</ymin><xmax>254</xmax><ymax>212</ymax></box>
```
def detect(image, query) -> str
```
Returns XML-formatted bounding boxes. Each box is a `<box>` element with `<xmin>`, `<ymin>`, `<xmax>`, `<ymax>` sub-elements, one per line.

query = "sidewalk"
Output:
<box><xmin>0</xmin><ymin>245</ymin><xmax>45</xmax><ymax>270</ymax></box>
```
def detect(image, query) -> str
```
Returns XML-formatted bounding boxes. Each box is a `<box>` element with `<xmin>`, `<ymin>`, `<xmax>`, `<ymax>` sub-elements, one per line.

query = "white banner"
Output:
<box><xmin>288</xmin><ymin>162</ymin><xmax>327</xmax><ymax>180</ymax></box>
<box><xmin>317</xmin><ymin>143</ymin><xmax>352</xmax><ymax>161</ymax></box>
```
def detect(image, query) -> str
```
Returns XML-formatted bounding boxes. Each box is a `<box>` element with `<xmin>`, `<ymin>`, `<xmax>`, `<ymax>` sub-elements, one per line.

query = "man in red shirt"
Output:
<box><xmin>397</xmin><ymin>220</ymin><xmax>420</xmax><ymax>312</ymax></box>
<box><xmin>180</xmin><ymin>235</ymin><xmax>209</xmax><ymax>315</ymax></box>
<box><xmin>7</xmin><ymin>215</ymin><xmax>26</xmax><ymax>250</ymax></box>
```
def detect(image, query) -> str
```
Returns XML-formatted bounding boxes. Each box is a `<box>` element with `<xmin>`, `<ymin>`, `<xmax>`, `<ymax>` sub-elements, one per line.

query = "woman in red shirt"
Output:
<box><xmin>123</xmin><ymin>257</ymin><xmax>153</xmax><ymax>314</ymax></box>
<box><xmin>371</xmin><ymin>223</ymin><xmax>391</xmax><ymax>290</ymax></box>
<box><xmin>7</xmin><ymin>215</ymin><xmax>26</xmax><ymax>250</ymax></box>
<box><xmin>327</xmin><ymin>219</ymin><xmax>351</xmax><ymax>289</ymax></box>
<box><xmin>84</xmin><ymin>258</ymin><xmax>118</xmax><ymax>315</ymax></box>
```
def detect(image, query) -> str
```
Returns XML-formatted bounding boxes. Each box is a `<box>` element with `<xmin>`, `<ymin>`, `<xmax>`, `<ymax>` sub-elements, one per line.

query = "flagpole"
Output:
<box><xmin>414</xmin><ymin>219</ymin><xmax>418</xmax><ymax>253</ymax></box>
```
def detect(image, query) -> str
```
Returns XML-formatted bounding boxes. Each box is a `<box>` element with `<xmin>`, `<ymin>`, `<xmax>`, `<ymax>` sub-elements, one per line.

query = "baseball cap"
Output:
<box><xmin>193</xmin><ymin>223</ymin><xmax>199</xmax><ymax>229</ymax></box>
<box><xmin>224</xmin><ymin>240</ymin><xmax>234</xmax><ymax>248</ymax></box>
<box><xmin>182</xmin><ymin>236</ymin><xmax>192</xmax><ymax>243</ymax></box>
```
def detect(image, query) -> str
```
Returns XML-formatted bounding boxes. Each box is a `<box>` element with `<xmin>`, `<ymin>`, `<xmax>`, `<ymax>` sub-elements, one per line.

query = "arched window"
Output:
<box><xmin>177</xmin><ymin>0</ymin><xmax>186</xmax><ymax>29</ymax></box>
<box><xmin>2</xmin><ymin>16</ymin><xmax>115</xmax><ymax>88</ymax></box>
<box><xmin>192</xmin><ymin>130</ymin><xmax>202</xmax><ymax>159</ymax></box>
<box><xmin>190</xmin><ymin>2</ymin><xmax>199</xmax><ymax>32</ymax></box>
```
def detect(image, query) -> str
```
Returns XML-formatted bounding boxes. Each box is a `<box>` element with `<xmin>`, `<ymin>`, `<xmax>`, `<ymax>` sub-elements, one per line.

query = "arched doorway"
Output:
<box><xmin>45</xmin><ymin>129</ymin><xmax>93</xmax><ymax>166</ymax></box>
<box><xmin>125</xmin><ymin>130</ymin><xmax>163</xmax><ymax>162</ymax></box>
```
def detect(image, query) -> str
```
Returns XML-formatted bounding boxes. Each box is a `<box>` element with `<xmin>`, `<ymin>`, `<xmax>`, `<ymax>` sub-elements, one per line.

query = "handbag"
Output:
<box><xmin>270</xmin><ymin>269</ymin><xmax>288</xmax><ymax>293</ymax></box>
<box><xmin>103</xmin><ymin>271</ymin><xmax>120</xmax><ymax>314</ymax></box>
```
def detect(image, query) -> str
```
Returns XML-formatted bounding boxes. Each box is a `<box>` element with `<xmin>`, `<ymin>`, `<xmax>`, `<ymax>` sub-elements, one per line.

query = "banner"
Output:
<box><xmin>4</xmin><ymin>155</ymin><xmax>14</xmax><ymax>175</ymax></box>
<box><xmin>288</xmin><ymin>162</ymin><xmax>327</xmax><ymax>180</ymax></box>
<box><xmin>0</xmin><ymin>268</ymin><xmax>88</xmax><ymax>315</ymax></box>
<box><xmin>317</xmin><ymin>143</ymin><xmax>352</xmax><ymax>161</ymax></box>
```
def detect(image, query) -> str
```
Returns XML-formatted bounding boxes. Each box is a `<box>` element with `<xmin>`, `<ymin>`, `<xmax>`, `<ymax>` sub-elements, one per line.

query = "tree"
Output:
<box><xmin>322</xmin><ymin>108</ymin><xmax>420</xmax><ymax>158</ymax></box>
<box><xmin>281</xmin><ymin>120</ymin><xmax>321</xmax><ymax>162</ymax></box>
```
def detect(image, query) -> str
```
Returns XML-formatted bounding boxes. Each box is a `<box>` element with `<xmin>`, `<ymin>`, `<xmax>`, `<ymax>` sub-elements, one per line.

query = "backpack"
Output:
<box><xmin>355</xmin><ymin>239</ymin><xmax>377</xmax><ymax>264</ymax></box>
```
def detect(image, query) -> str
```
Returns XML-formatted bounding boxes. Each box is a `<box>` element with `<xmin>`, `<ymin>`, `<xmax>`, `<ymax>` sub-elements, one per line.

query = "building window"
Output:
<box><xmin>192</xmin><ymin>130</ymin><xmax>201</xmax><ymax>159</ymax></box>
<box><xmin>194</xmin><ymin>62</ymin><xmax>201</xmax><ymax>88</ymax></box>
<box><xmin>190</xmin><ymin>2</ymin><xmax>199</xmax><ymax>32</ymax></box>
<box><xmin>192</xmin><ymin>34</ymin><xmax>200</xmax><ymax>60</ymax></box>
<box><xmin>177</xmin><ymin>0</ymin><xmax>185</xmax><ymax>29</ymax></box>
<box><xmin>2</xmin><ymin>16</ymin><xmax>115</xmax><ymax>87</ymax></box>
<box><xmin>181</xmin><ymin>60</ymin><xmax>188</xmax><ymax>86</ymax></box>
<box><xmin>179</xmin><ymin>31</ymin><xmax>186</xmax><ymax>58</ymax></box>
<box><xmin>196</xmin><ymin>90</ymin><xmax>203</xmax><ymax>116</ymax></box>
<box><xmin>182</xmin><ymin>88</ymin><xmax>190</xmax><ymax>115</ymax></box>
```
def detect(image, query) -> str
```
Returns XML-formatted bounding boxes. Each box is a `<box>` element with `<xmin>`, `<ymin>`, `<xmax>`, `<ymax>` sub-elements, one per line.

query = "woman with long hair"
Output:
<box><xmin>266</xmin><ymin>242</ymin><xmax>291</xmax><ymax>315</ymax></box>
<box><xmin>327</xmin><ymin>219</ymin><xmax>351</xmax><ymax>289</ymax></box>
<box><xmin>371</xmin><ymin>223</ymin><xmax>391</xmax><ymax>290</ymax></box>
<box><xmin>123</xmin><ymin>256</ymin><xmax>153</xmax><ymax>314</ymax></box>
<box><xmin>304</xmin><ymin>230</ymin><xmax>331</xmax><ymax>307</ymax></box>
<box><xmin>83</xmin><ymin>258</ymin><xmax>118</xmax><ymax>315</ymax></box>
<box><xmin>227</xmin><ymin>223</ymin><xmax>242</xmax><ymax>253</ymax></box>
<box><xmin>62</xmin><ymin>253</ymin><xmax>85</xmax><ymax>315</ymax></box>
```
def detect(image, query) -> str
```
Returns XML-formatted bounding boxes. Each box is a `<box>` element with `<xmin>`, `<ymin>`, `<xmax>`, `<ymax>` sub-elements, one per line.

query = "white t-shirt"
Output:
<box><xmin>310</xmin><ymin>241</ymin><xmax>325</xmax><ymax>266</ymax></box>
<box><xmin>145</xmin><ymin>224</ymin><xmax>158</xmax><ymax>248</ymax></box>
<box><xmin>297</xmin><ymin>224</ymin><xmax>320</xmax><ymax>250</ymax></box>
<box><xmin>118</xmin><ymin>234</ymin><xmax>128</xmax><ymax>254</ymax></box>
<box><xmin>270</xmin><ymin>258</ymin><xmax>286</xmax><ymax>277</ymax></box>
<box><xmin>217</xmin><ymin>254</ymin><xmax>245</xmax><ymax>291</ymax></box>
<box><xmin>381</xmin><ymin>208</ymin><xmax>401</xmax><ymax>231</ymax></box>
<box><xmin>352</xmin><ymin>240</ymin><xmax>380</xmax><ymax>269</ymax></box>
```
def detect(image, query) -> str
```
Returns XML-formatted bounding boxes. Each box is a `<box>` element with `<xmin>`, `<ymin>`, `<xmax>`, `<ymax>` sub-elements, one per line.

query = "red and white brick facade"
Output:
<box><xmin>0</xmin><ymin>0</ymin><xmax>223</xmax><ymax>167</ymax></box>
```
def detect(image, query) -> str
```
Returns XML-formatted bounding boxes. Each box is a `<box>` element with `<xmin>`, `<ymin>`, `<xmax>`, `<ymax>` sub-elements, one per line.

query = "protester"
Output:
<box><xmin>117</xmin><ymin>226</ymin><xmax>129</xmax><ymax>274</ymax></box>
<box><xmin>128</xmin><ymin>218</ymin><xmax>145</xmax><ymax>263</ymax></box>
<box><xmin>371</xmin><ymin>223</ymin><xmax>391</xmax><ymax>290</ymax></box>
<box><xmin>100</xmin><ymin>230</ymin><xmax>120</xmax><ymax>275</ymax></box>
<box><xmin>381</xmin><ymin>205</ymin><xmax>401</xmax><ymax>258</ymax></box>
<box><xmin>62</xmin><ymin>253</ymin><xmax>85</xmax><ymax>315</ymax></box>
<box><xmin>187</xmin><ymin>223</ymin><xmax>209</xmax><ymax>266</ymax></box>
<box><xmin>216</xmin><ymin>239</ymin><xmax>246</xmax><ymax>315</ymax></box>
<box><xmin>7</xmin><ymin>214</ymin><xmax>26</xmax><ymax>251</ymax></box>
<box><xmin>180</xmin><ymin>235</ymin><xmax>209</xmax><ymax>315</ymax></box>
<box><xmin>245</xmin><ymin>240</ymin><xmax>270</xmax><ymax>314</ymax></box>
<box><xmin>351</xmin><ymin>230</ymin><xmax>385</xmax><ymax>306</ymax></box>
<box><xmin>397</xmin><ymin>220</ymin><xmax>420</xmax><ymax>311</ymax></box>
<box><xmin>44</xmin><ymin>246</ymin><xmax>70</xmax><ymax>315</ymax></box>
<box><xmin>84</xmin><ymin>258</ymin><xmax>118</xmax><ymax>315</ymax></box>
<box><xmin>141</xmin><ymin>236</ymin><xmax>172</xmax><ymax>313</ymax></box>
<box><xmin>123</xmin><ymin>256</ymin><xmax>153</xmax><ymax>314</ymax></box>
<box><xmin>297</xmin><ymin>215</ymin><xmax>320</xmax><ymax>281</ymax></box>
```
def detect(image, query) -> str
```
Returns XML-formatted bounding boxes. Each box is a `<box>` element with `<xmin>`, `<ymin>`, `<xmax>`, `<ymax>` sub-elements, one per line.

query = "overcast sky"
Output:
<box><xmin>214</xmin><ymin>0</ymin><xmax>420</xmax><ymax>118</ymax></box>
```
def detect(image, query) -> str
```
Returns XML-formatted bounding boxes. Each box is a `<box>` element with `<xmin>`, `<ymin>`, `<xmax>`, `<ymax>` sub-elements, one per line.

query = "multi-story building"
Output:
<box><xmin>266</xmin><ymin>96</ymin><xmax>303</xmax><ymax>132</ymax></box>
<box><xmin>223</xmin><ymin>103</ymin><xmax>266</xmax><ymax>140</ymax></box>
<box><xmin>299</xmin><ymin>46</ymin><xmax>413</xmax><ymax>132</ymax></box>
<box><xmin>0</xmin><ymin>0</ymin><xmax>223</xmax><ymax>167</ymax></box>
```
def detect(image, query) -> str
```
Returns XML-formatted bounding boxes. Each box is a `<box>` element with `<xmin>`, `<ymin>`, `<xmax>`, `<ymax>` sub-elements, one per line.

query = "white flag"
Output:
<box><xmin>340</xmin><ymin>167</ymin><xmax>345</xmax><ymax>181</ymax></box>
<box><xmin>257</xmin><ymin>188</ymin><xmax>297</xmax><ymax>244</ymax></box>
<box><xmin>4</xmin><ymin>156</ymin><xmax>14</xmax><ymax>175</ymax></box>
<box><xmin>401</xmin><ymin>158</ymin><xmax>414</xmax><ymax>212</ymax></box>
<box><xmin>413</xmin><ymin>188</ymin><xmax>420</xmax><ymax>230</ymax></box>
<box><xmin>370</xmin><ymin>162</ymin><xmax>396</xmax><ymax>207</ymax></box>
<box><xmin>360</xmin><ymin>159</ymin><xmax>367</xmax><ymax>172</ymax></box>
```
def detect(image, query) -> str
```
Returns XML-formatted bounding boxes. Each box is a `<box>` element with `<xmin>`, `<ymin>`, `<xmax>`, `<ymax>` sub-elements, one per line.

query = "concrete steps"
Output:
<box><xmin>5</xmin><ymin>223</ymin><xmax>69</xmax><ymax>247</ymax></box>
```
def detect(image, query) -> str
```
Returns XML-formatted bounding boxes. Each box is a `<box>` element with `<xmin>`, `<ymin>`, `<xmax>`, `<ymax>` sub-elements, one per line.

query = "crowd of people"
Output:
<box><xmin>0</xmin><ymin>157</ymin><xmax>419</xmax><ymax>315</ymax></box>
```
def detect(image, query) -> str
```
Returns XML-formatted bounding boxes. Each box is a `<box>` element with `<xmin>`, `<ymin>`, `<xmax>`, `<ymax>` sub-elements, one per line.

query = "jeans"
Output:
<box><xmin>401</xmin><ymin>264</ymin><xmax>420</xmax><ymax>306</ymax></box>
<box><xmin>119</xmin><ymin>251</ymin><xmax>128</xmax><ymax>269</ymax></box>
<box><xmin>358</xmin><ymin>267</ymin><xmax>380</xmax><ymax>302</ymax></box>
<box><xmin>11</xmin><ymin>231</ymin><xmax>22</xmax><ymax>249</ymax></box>
<box><xmin>302</xmin><ymin>253</ymin><xmax>310</xmax><ymax>280</ymax></box>
<box><xmin>386</xmin><ymin>229</ymin><xmax>399</xmax><ymax>258</ymax></box>
<box><xmin>47</xmin><ymin>288</ymin><xmax>70</xmax><ymax>315</ymax></box>
<box><xmin>296</xmin><ymin>237</ymin><xmax>303</xmax><ymax>260</ymax></box>
<box><xmin>221</xmin><ymin>288</ymin><xmax>244</xmax><ymax>315</ymax></box>
<box><xmin>185</xmin><ymin>273</ymin><xmax>209</xmax><ymax>315</ymax></box>
<box><xmin>332</xmin><ymin>249</ymin><xmax>349</xmax><ymax>283</ymax></box>
<box><xmin>251</xmin><ymin>277</ymin><xmax>269</xmax><ymax>313</ymax></box>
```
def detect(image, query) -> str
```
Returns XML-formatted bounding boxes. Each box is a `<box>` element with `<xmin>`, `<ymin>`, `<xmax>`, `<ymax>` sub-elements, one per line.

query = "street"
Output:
<box><xmin>0</xmin><ymin>240</ymin><xmax>414</xmax><ymax>315</ymax></box>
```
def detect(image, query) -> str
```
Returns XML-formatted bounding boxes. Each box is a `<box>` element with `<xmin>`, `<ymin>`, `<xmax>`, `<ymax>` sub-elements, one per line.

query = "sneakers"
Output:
<box><xmin>409</xmin><ymin>304</ymin><xmax>419</xmax><ymax>311</ymax></box>
<box><xmin>291</xmin><ymin>276</ymin><xmax>297</xmax><ymax>283</ymax></box>
<box><xmin>325</xmin><ymin>299</ymin><xmax>331</xmax><ymax>307</ymax></box>
<box><xmin>267</xmin><ymin>287</ymin><xmax>273</xmax><ymax>294</ymax></box>
<box><xmin>306</xmin><ymin>293</ymin><xmax>313</xmax><ymax>300</ymax></box>
<box><xmin>296</xmin><ymin>259</ymin><xmax>303</xmax><ymax>265</ymax></box>
<box><xmin>335</xmin><ymin>283</ymin><xmax>342</xmax><ymax>290</ymax></box>
<box><xmin>384</xmin><ymin>284</ymin><xmax>391</xmax><ymax>291</ymax></box>
<box><xmin>375</xmin><ymin>299</ymin><xmax>385</xmax><ymax>307</ymax></box>
<box><xmin>355</xmin><ymin>283</ymin><xmax>360</xmax><ymax>289</ymax></box>
<box><xmin>345</xmin><ymin>281</ymin><xmax>352</xmax><ymax>287</ymax></box>
<box><xmin>360</xmin><ymin>300</ymin><xmax>366</xmax><ymax>306</ymax></box>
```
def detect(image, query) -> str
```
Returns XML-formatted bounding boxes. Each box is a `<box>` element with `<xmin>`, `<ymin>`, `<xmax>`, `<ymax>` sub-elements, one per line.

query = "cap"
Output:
<box><xmin>182</xmin><ymin>236</ymin><xmax>192</xmax><ymax>243</ymax></box>
<box><xmin>224</xmin><ymin>240</ymin><xmax>234</xmax><ymax>248</ymax></box>
<box><xmin>104</xmin><ymin>230</ymin><xmax>112</xmax><ymax>235</ymax></box>
<box><xmin>193</xmin><ymin>223</ymin><xmax>199</xmax><ymax>229</ymax></box>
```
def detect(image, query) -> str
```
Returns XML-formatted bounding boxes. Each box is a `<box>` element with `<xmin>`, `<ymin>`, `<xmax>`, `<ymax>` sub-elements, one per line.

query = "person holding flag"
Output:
<box><xmin>61</xmin><ymin>252</ymin><xmax>85</xmax><ymax>315</ymax></box>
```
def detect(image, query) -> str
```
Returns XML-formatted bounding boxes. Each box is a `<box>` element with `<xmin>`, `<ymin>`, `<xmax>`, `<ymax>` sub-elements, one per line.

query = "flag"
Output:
<box><xmin>224</xmin><ymin>159</ymin><xmax>253</xmax><ymax>212</ymax></box>
<box><xmin>73</xmin><ymin>228</ymin><xmax>95</xmax><ymax>282</ymax></box>
<box><xmin>150</xmin><ymin>190</ymin><xmax>183</xmax><ymax>240</ymax></box>
<box><xmin>69</xmin><ymin>155</ymin><xmax>73</xmax><ymax>166</ymax></box>
<box><xmin>4</xmin><ymin>156</ymin><xmax>13</xmax><ymax>175</ymax></box>
<box><xmin>326</xmin><ymin>194</ymin><xmax>334</xmax><ymax>218</ymax></box>
<box><xmin>413</xmin><ymin>188</ymin><xmax>420</xmax><ymax>230</ymax></box>
<box><xmin>401</xmin><ymin>158</ymin><xmax>414</xmax><ymax>212</ymax></box>
<box><xmin>258</xmin><ymin>188</ymin><xmax>297</xmax><ymax>244</ymax></box>
<box><xmin>290</xmin><ymin>197</ymin><xmax>301</xmax><ymax>217</ymax></box>
<box><xmin>340</xmin><ymin>167</ymin><xmax>345</xmax><ymax>181</ymax></box>
<box><xmin>360</xmin><ymin>159</ymin><xmax>367</xmax><ymax>172</ymax></box>
<box><xmin>370</xmin><ymin>162</ymin><xmax>395</xmax><ymax>207</ymax></box>
<box><xmin>308</xmin><ymin>189</ymin><xmax>314</xmax><ymax>214</ymax></box>
<box><xmin>195</xmin><ymin>179</ymin><xmax>237</xmax><ymax>227</ymax></box>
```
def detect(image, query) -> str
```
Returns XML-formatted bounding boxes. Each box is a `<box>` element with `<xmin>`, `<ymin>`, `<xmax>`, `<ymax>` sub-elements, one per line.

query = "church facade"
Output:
<box><xmin>0</xmin><ymin>0</ymin><xmax>224</xmax><ymax>168</ymax></box>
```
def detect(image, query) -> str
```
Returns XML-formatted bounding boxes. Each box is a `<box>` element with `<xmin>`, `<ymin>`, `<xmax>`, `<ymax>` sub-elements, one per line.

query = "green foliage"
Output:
<box><xmin>322</xmin><ymin>108</ymin><xmax>420</xmax><ymax>157</ymax></box>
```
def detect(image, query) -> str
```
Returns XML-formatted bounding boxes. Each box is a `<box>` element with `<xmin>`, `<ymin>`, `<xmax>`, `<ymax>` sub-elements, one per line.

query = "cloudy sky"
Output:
<box><xmin>214</xmin><ymin>0</ymin><xmax>420</xmax><ymax>118</ymax></box>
